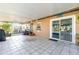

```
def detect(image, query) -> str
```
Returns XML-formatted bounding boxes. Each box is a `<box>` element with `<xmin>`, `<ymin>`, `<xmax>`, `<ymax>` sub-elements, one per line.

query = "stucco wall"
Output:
<box><xmin>33</xmin><ymin>17</ymin><xmax>51</xmax><ymax>38</ymax></box>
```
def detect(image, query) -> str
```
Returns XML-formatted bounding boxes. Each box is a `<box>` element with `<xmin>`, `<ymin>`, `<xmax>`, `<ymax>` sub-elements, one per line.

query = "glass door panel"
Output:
<box><xmin>60</xmin><ymin>18</ymin><xmax>72</xmax><ymax>42</ymax></box>
<box><xmin>52</xmin><ymin>20</ymin><xmax>60</xmax><ymax>39</ymax></box>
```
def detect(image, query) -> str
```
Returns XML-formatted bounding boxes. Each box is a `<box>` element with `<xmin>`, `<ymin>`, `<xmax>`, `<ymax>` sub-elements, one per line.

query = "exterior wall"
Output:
<box><xmin>30</xmin><ymin>10</ymin><xmax>79</xmax><ymax>40</ymax></box>
<box><xmin>76</xmin><ymin>14</ymin><xmax>79</xmax><ymax>34</ymax></box>
<box><xmin>33</xmin><ymin>17</ymin><xmax>51</xmax><ymax>38</ymax></box>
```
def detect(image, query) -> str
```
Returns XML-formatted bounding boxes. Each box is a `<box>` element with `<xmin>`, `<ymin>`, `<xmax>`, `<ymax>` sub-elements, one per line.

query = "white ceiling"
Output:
<box><xmin>0</xmin><ymin>3</ymin><xmax>79</xmax><ymax>23</ymax></box>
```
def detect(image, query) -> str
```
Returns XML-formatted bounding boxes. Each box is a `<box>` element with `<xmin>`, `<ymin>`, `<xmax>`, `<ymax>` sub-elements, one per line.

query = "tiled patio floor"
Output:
<box><xmin>0</xmin><ymin>35</ymin><xmax>79</xmax><ymax>55</ymax></box>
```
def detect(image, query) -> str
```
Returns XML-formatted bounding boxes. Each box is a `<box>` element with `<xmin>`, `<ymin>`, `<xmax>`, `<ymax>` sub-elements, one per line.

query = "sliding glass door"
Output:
<box><xmin>50</xmin><ymin>15</ymin><xmax>76</xmax><ymax>43</ymax></box>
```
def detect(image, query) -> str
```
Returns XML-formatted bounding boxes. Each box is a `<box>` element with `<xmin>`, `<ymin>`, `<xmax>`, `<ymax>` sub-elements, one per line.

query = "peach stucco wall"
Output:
<box><xmin>31</xmin><ymin>10</ymin><xmax>79</xmax><ymax>39</ymax></box>
<box><xmin>33</xmin><ymin>17</ymin><xmax>51</xmax><ymax>38</ymax></box>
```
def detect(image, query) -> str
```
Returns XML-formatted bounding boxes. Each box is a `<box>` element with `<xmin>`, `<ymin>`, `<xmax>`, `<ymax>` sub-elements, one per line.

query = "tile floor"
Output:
<box><xmin>0</xmin><ymin>35</ymin><xmax>79</xmax><ymax>55</ymax></box>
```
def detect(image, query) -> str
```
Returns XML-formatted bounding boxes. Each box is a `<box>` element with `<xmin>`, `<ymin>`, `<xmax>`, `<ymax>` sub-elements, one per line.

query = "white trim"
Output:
<box><xmin>50</xmin><ymin>15</ymin><xmax>76</xmax><ymax>43</ymax></box>
<box><xmin>72</xmin><ymin>15</ymin><xmax>76</xmax><ymax>43</ymax></box>
<box><xmin>50</xmin><ymin>19</ymin><xmax>52</xmax><ymax>38</ymax></box>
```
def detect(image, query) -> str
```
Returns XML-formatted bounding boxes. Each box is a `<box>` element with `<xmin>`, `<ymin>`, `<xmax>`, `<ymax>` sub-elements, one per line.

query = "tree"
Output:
<box><xmin>1</xmin><ymin>22</ymin><xmax>11</xmax><ymax>36</ymax></box>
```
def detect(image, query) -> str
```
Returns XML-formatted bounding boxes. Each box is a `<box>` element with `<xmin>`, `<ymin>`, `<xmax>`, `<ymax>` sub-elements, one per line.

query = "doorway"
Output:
<box><xmin>50</xmin><ymin>15</ymin><xmax>76</xmax><ymax>43</ymax></box>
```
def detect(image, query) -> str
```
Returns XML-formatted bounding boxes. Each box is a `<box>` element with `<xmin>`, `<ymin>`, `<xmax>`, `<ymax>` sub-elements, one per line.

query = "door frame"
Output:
<box><xmin>50</xmin><ymin>15</ymin><xmax>76</xmax><ymax>43</ymax></box>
